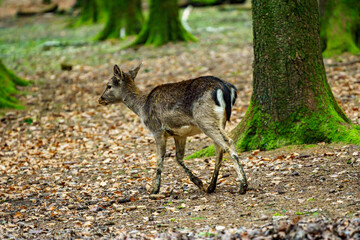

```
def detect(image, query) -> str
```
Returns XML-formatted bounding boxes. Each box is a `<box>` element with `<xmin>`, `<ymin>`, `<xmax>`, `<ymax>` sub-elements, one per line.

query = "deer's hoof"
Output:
<box><xmin>206</xmin><ymin>184</ymin><xmax>216</xmax><ymax>193</ymax></box>
<box><xmin>239</xmin><ymin>182</ymin><xmax>248</xmax><ymax>195</ymax></box>
<box><xmin>150</xmin><ymin>188</ymin><xmax>160</xmax><ymax>195</ymax></box>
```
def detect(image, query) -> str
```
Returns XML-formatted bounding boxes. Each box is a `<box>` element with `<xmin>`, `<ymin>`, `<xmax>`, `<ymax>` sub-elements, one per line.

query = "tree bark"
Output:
<box><xmin>229</xmin><ymin>0</ymin><xmax>360</xmax><ymax>151</ymax></box>
<box><xmin>320</xmin><ymin>0</ymin><xmax>360</xmax><ymax>57</ymax></box>
<box><xmin>0</xmin><ymin>60</ymin><xmax>29</xmax><ymax>109</ymax></box>
<box><xmin>96</xmin><ymin>0</ymin><xmax>143</xmax><ymax>41</ymax></box>
<box><xmin>131</xmin><ymin>0</ymin><xmax>196</xmax><ymax>47</ymax></box>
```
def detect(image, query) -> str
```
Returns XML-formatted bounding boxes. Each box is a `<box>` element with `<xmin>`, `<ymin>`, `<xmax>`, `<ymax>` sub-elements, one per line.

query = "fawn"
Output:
<box><xmin>98</xmin><ymin>64</ymin><xmax>247</xmax><ymax>194</ymax></box>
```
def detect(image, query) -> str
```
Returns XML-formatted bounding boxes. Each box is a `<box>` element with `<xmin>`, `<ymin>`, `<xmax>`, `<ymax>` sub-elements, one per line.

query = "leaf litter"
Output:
<box><xmin>0</xmin><ymin>2</ymin><xmax>360</xmax><ymax>239</ymax></box>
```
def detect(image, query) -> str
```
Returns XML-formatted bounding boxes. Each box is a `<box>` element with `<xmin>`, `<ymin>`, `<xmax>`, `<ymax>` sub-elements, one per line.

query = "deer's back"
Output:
<box><xmin>143</xmin><ymin>76</ymin><xmax>236</xmax><ymax>130</ymax></box>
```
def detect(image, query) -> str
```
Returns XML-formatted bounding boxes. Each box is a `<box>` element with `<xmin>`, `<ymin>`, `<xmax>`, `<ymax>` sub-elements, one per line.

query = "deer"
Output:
<box><xmin>98</xmin><ymin>64</ymin><xmax>248</xmax><ymax>195</ymax></box>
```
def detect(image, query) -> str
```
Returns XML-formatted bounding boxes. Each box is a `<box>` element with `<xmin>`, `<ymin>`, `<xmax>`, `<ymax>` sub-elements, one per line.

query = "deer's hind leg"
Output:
<box><xmin>150</xmin><ymin>134</ymin><xmax>167</xmax><ymax>194</ymax></box>
<box><xmin>197</xmin><ymin>122</ymin><xmax>248</xmax><ymax>194</ymax></box>
<box><xmin>174</xmin><ymin>136</ymin><xmax>206</xmax><ymax>192</ymax></box>
<box><xmin>207</xmin><ymin>143</ymin><xmax>223</xmax><ymax>193</ymax></box>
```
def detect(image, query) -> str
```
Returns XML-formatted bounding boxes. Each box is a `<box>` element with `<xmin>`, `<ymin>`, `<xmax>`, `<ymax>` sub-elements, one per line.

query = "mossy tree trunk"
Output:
<box><xmin>0</xmin><ymin>60</ymin><xmax>29</xmax><ymax>109</ymax></box>
<box><xmin>96</xmin><ymin>0</ymin><xmax>143</xmax><ymax>41</ymax></box>
<box><xmin>73</xmin><ymin>0</ymin><xmax>105</xmax><ymax>26</ymax></box>
<box><xmin>320</xmin><ymin>0</ymin><xmax>360</xmax><ymax>57</ymax></box>
<box><xmin>229</xmin><ymin>0</ymin><xmax>360</xmax><ymax>151</ymax></box>
<box><xmin>132</xmin><ymin>0</ymin><xmax>196</xmax><ymax>47</ymax></box>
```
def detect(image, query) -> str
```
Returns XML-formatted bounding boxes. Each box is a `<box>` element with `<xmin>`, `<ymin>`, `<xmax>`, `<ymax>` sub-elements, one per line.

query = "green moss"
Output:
<box><xmin>0</xmin><ymin>60</ymin><xmax>29</xmax><ymax>109</ymax></box>
<box><xmin>186</xmin><ymin>145</ymin><xmax>214</xmax><ymax>159</ymax></box>
<box><xmin>235</xmin><ymin>100</ymin><xmax>360</xmax><ymax>151</ymax></box>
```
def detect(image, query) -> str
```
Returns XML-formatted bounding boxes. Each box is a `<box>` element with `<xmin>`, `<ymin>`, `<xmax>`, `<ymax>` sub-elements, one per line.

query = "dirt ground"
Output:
<box><xmin>0</xmin><ymin>3</ymin><xmax>360</xmax><ymax>239</ymax></box>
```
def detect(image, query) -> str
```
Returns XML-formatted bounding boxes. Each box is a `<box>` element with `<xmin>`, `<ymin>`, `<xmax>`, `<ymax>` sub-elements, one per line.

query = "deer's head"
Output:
<box><xmin>98</xmin><ymin>64</ymin><xmax>141</xmax><ymax>105</ymax></box>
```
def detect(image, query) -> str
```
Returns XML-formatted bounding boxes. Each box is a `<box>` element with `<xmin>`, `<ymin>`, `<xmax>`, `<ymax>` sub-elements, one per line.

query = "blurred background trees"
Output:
<box><xmin>96</xmin><ymin>0</ymin><xmax>143</xmax><ymax>40</ymax></box>
<box><xmin>131</xmin><ymin>0</ymin><xmax>196</xmax><ymax>46</ymax></box>
<box><xmin>319</xmin><ymin>0</ymin><xmax>360</xmax><ymax>57</ymax></box>
<box><xmin>71</xmin><ymin>0</ymin><xmax>106</xmax><ymax>26</ymax></box>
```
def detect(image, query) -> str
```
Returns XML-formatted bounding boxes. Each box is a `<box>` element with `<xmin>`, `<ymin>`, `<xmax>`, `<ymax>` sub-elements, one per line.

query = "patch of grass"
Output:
<box><xmin>198</xmin><ymin>232</ymin><xmax>215</xmax><ymax>237</ymax></box>
<box><xmin>115</xmin><ymin>170</ymin><xmax>126</xmax><ymax>175</ymax></box>
<box><xmin>273</xmin><ymin>213</ymin><xmax>283</xmax><ymax>216</ymax></box>
<box><xmin>295</xmin><ymin>211</ymin><xmax>318</xmax><ymax>216</ymax></box>
<box><xmin>23</xmin><ymin>118</ymin><xmax>33</xmax><ymax>125</ymax></box>
<box><xmin>302</xmin><ymin>144</ymin><xmax>318</xmax><ymax>149</ymax></box>
<box><xmin>191</xmin><ymin>217</ymin><xmax>206</xmax><ymax>220</ymax></box>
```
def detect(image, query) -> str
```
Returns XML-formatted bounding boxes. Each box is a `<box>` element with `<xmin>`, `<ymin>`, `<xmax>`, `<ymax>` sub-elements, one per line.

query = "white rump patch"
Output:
<box><xmin>214</xmin><ymin>89</ymin><xmax>226</xmax><ymax>123</ymax></box>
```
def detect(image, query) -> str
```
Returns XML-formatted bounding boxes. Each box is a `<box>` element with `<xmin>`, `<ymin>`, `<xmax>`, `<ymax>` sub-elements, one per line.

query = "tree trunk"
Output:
<box><xmin>131</xmin><ymin>0</ymin><xmax>196</xmax><ymax>47</ymax></box>
<box><xmin>229</xmin><ymin>0</ymin><xmax>360</xmax><ymax>151</ymax></box>
<box><xmin>320</xmin><ymin>0</ymin><xmax>360</xmax><ymax>57</ymax></box>
<box><xmin>72</xmin><ymin>0</ymin><xmax>105</xmax><ymax>26</ymax></box>
<box><xmin>0</xmin><ymin>60</ymin><xmax>29</xmax><ymax>109</ymax></box>
<box><xmin>96</xmin><ymin>0</ymin><xmax>143</xmax><ymax>41</ymax></box>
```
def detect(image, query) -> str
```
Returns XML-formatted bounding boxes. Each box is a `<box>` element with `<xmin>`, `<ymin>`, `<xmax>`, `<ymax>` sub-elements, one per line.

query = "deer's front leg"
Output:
<box><xmin>150</xmin><ymin>135</ymin><xmax>167</xmax><ymax>195</ymax></box>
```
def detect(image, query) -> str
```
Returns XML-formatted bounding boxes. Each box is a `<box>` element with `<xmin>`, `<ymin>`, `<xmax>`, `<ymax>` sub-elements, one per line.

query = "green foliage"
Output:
<box><xmin>0</xmin><ymin>60</ymin><xmax>29</xmax><ymax>109</ymax></box>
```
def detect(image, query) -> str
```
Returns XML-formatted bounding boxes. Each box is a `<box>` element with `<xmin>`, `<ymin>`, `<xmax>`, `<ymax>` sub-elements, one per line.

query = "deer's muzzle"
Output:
<box><xmin>98</xmin><ymin>96</ymin><xmax>108</xmax><ymax>105</ymax></box>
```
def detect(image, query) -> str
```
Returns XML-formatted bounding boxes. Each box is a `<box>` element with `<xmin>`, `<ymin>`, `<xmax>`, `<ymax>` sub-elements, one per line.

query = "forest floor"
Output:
<box><xmin>0</xmin><ymin>3</ymin><xmax>360</xmax><ymax>239</ymax></box>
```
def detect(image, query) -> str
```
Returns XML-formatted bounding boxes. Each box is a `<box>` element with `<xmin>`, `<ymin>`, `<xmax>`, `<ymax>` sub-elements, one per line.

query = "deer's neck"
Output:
<box><xmin>122</xmin><ymin>86</ymin><xmax>146</xmax><ymax>117</ymax></box>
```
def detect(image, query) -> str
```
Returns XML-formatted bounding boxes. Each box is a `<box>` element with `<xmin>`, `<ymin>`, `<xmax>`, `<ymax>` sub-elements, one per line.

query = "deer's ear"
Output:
<box><xmin>129</xmin><ymin>63</ymin><xmax>142</xmax><ymax>80</ymax></box>
<box><xmin>114</xmin><ymin>64</ymin><xmax>124</xmax><ymax>79</ymax></box>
